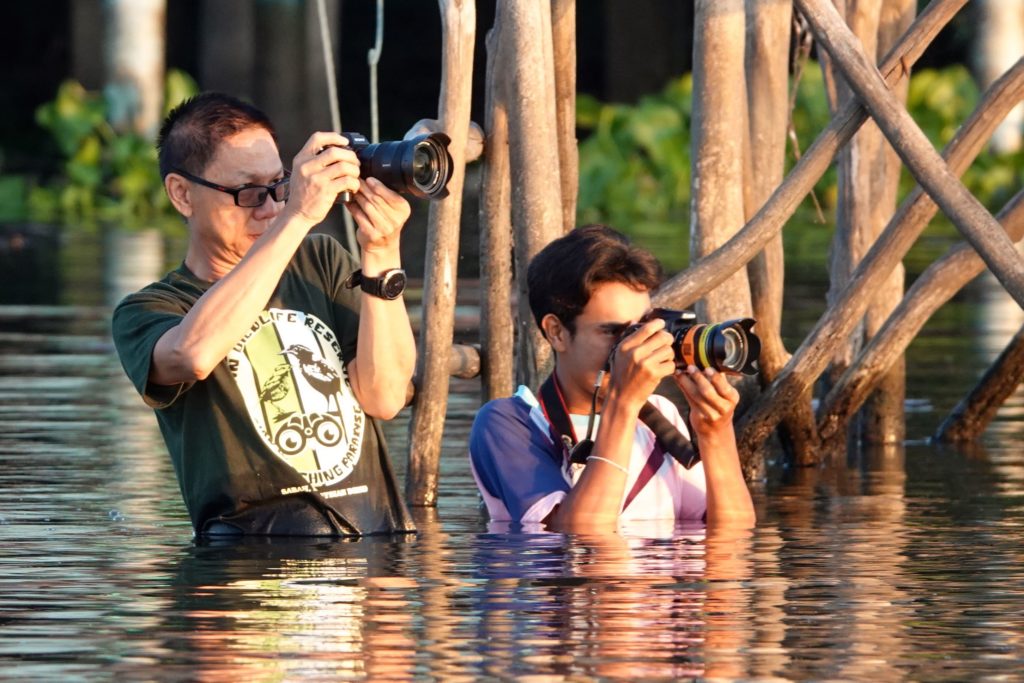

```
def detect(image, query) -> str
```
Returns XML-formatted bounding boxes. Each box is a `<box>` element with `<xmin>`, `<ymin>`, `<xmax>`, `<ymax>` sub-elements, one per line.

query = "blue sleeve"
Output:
<box><xmin>469</xmin><ymin>398</ymin><xmax>570</xmax><ymax>521</ymax></box>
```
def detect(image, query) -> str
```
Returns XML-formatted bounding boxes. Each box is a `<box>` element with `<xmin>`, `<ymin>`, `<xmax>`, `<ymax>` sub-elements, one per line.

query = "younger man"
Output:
<box><xmin>469</xmin><ymin>225</ymin><xmax>756</xmax><ymax>531</ymax></box>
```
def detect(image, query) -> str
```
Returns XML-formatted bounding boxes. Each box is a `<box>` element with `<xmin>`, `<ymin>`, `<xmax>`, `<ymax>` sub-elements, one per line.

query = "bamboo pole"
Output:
<box><xmin>736</xmin><ymin>53</ymin><xmax>1024</xmax><ymax>458</ymax></box>
<box><xmin>796</xmin><ymin>0</ymin><xmax>1024</xmax><ymax>308</ymax></box>
<box><xmin>819</xmin><ymin>188</ymin><xmax>1024</xmax><ymax>440</ymax></box>
<box><xmin>501</xmin><ymin>0</ymin><xmax>563</xmax><ymax>389</ymax></box>
<box><xmin>405</xmin><ymin>0</ymin><xmax>475</xmax><ymax>507</ymax></box>
<box><xmin>552</xmin><ymin>0</ymin><xmax>578</xmax><ymax>233</ymax></box>
<box><xmin>479</xmin><ymin>17</ymin><xmax>515</xmax><ymax>401</ymax></box>
<box><xmin>935</xmin><ymin>323</ymin><xmax>1024</xmax><ymax>442</ymax></box>
<box><xmin>654</xmin><ymin>0</ymin><xmax>966</xmax><ymax>310</ymax></box>
<box><xmin>691</xmin><ymin>0</ymin><xmax>753</xmax><ymax>323</ymax></box>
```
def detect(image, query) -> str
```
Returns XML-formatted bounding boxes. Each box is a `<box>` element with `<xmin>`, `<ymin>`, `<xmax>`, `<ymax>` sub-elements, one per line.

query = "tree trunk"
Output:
<box><xmin>501</xmin><ymin>0</ymin><xmax>563</xmax><ymax>389</ymax></box>
<box><xmin>406</xmin><ymin>0</ymin><xmax>476</xmax><ymax>507</ymax></box>
<box><xmin>935</xmin><ymin>323</ymin><xmax>1024</xmax><ymax>442</ymax></box>
<box><xmin>552</xmin><ymin>0</ymin><xmax>578</xmax><ymax>233</ymax></box>
<box><xmin>103</xmin><ymin>0</ymin><xmax>166</xmax><ymax>138</ymax></box>
<box><xmin>479</xmin><ymin>19</ymin><xmax>516</xmax><ymax>401</ymax></box>
<box><xmin>796</xmin><ymin>0</ymin><xmax>1024</xmax><ymax>308</ymax></box>
<box><xmin>691</xmin><ymin>0</ymin><xmax>753</xmax><ymax>324</ymax></box>
<box><xmin>654</xmin><ymin>0</ymin><xmax>965</xmax><ymax>312</ymax></box>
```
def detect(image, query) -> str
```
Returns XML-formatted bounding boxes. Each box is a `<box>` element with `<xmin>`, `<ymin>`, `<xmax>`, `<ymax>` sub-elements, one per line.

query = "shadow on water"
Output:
<box><xmin>1</xmin><ymin>224</ymin><xmax>1023</xmax><ymax>679</ymax></box>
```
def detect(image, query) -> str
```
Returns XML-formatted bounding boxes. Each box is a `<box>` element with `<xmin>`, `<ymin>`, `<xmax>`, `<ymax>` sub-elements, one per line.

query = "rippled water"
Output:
<box><xmin>2</xmin><ymin>232</ymin><xmax>1023</xmax><ymax>680</ymax></box>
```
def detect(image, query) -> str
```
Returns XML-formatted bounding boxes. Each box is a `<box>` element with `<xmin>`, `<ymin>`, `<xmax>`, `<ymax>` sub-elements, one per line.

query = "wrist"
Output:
<box><xmin>359</xmin><ymin>247</ymin><xmax>402</xmax><ymax>277</ymax></box>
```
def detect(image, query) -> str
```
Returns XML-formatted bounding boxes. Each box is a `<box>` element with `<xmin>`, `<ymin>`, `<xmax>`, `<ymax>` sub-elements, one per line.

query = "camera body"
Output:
<box><xmin>324</xmin><ymin>131</ymin><xmax>454</xmax><ymax>202</ymax></box>
<box><xmin>626</xmin><ymin>308</ymin><xmax>761</xmax><ymax>376</ymax></box>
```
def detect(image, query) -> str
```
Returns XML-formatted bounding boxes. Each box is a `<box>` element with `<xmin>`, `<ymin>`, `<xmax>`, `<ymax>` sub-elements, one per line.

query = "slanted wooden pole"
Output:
<box><xmin>479</xmin><ymin>16</ymin><xmax>515</xmax><ymax>401</ymax></box>
<box><xmin>691</xmin><ymin>0</ymin><xmax>753</xmax><ymax>324</ymax></box>
<box><xmin>935</xmin><ymin>323</ymin><xmax>1024</xmax><ymax>442</ymax></box>
<box><xmin>501</xmin><ymin>0</ymin><xmax>563</xmax><ymax>389</ymax></box>
<box><xmin>654</xmin><ymin>0</ymin><xmax>966</xmax><ymax>311</ymax></box>
<box><xmin>406</xmin><ymin>0</ymin><xmax>475</xmax><ymax>507</ymax></box>
<box><xmin>796</xmin><ymin>0</ymin><xmax>1024</xmax><ymax>308</ymax></box>
<box><xmin>817</xmin><ymin>60</ymin><xmax>1024</xmax><ymax>439</ymax></box>
<box><xmin>820</xmin><ymin>188</ymin><xmax>1024</xmax><ymax>440</ymax></box>
<box><xmin>551</xmin><ymin>0</ymin><xmax>578</xmax><ymax>233</ymax></box>
<box><xmin>736</xmin><ymin>51</ymin><xmax>1024</xmax><ymax>459</ymax></box>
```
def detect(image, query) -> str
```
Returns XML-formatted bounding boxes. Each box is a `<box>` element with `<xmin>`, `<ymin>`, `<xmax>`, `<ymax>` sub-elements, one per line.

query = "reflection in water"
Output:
<box><xmin>2</xmin><ymin>241</ymin><xmax>1024</xmax><ymax>679</ymax></box>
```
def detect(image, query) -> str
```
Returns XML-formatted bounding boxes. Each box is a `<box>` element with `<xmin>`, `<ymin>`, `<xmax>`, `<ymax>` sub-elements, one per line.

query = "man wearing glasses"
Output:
<box><xmin>112</xmin><ymin>92</ymin><xmax>416</xmax><ymax>537</ymax></box>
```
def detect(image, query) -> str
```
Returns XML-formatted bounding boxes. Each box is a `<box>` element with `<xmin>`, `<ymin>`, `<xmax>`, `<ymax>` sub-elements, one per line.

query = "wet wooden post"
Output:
<box><xmin>501</xmin><ymin>0</ymin><xmax>564</xmax><ymax>389</ymax></box>
<box><xmin>690</xmin><ymin>0</ymin><xmax>753</xmax><ymax>324</ymax></box>
<box><xmin>743</xmin><ymin>0</ymin><xmax>824</xmax><ymax>463</ymax></box>
<box><xmin>819</xmin><ymin>187</ymin><xmax>1024</xmax><ymax>439</ymax></box>
<box><xmin>795</xmin><ymin>0</ymin><xmax>1024</xmax><ymax>307</ymax></box>
<box><xmin>406</xmin><ymin>0</ymin><xmax>475</xmax><ymax>507</ymax></box>
<box><xmin>551</xmin><ymin>0</ymin><xmax>578</xmax><ymax>234</ymax></box>
<box><xmin>478</xmin><ymin>10</ymin><xmax>515</xmax><ymax>401</ymax></box>
<box><xmin>935</xmin><ymin>324</ymin><xmax>1024</xmax><ymax>442</ymax></box>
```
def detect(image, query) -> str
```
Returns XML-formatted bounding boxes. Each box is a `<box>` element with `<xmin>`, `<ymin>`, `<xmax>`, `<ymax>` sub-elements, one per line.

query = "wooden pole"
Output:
<box><xmin>479</xmin><ymin>17</ymin><xmax>515</xmax><ymax>401</ymax></box>
<box><xmin>935</xmin><ymin>323</ymin><xmax>1024</xmax><ymax>442</ymax></box>
<box><xmin>551</xmin><ymin>0</ymin><xmax>578</xmax><ymax>233</ymax></box>
<box><xmin>691</xmin><ymin>0</ymin><xmax>753</xmax><ymax>323</ymax></box>
<box><xmin>818</xmin><ymin>57</ymin><xmax>1024</xmax><ymax>440</ymax></box>
<box><xmin>796</xmin><ymin>0</ymin><xmax>1024</xmax><ymax>308</ymax></box>
<box><xmin>736</xmin><ymin>53</ymin><xmax>1024</xmax><ymax>458</ymax></box>
<box><xmin>654</xmin><ymin>0</ymin><xmax>966</xmax><ymax>310</ymax></box>
<box><xmin>828</xmin><ymin>0</ymin><xmax>916</xmax><ymax>446</ymax></box>
<box><xmin>501</xmin><ymin>0</ymin><xmax>563</xmax><ymax>389</ymax></box>
<box><xmin>743</xmin><ymin>0</ymin><xmax>821</xmax><ymax>462</ymax></box>
<box><xmin>405</xmin><ymin>0</ymin><xmax>475</xmax><ymax>507</ymax></box>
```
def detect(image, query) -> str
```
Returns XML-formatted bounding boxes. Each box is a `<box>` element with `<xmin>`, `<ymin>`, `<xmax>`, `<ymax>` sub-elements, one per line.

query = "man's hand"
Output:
<box><xmin>346</xmin><ymin>177</ymin><xmax>411</xmax><ymax>258</ymax></box>
<box><xmin>674</xmin><ymin>365</ymin><xmax>740</xmax><ymax>437</ymax></box>
<box><xmin>607</xmin><ymin>318</ymin><xmax>677</xmax><ymax>411</ymax></box>
<box><xmin>284</xmin><ymin>132</ymin><xmax>361</xmax><ymax>225</ymax></box>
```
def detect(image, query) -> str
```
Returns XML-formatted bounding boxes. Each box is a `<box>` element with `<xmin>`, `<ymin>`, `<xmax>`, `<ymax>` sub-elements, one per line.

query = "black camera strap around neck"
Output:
<box><xmin>537</xmin><ymin>373</ymin><xmax>701</xmax><ymax>472</ymax></box>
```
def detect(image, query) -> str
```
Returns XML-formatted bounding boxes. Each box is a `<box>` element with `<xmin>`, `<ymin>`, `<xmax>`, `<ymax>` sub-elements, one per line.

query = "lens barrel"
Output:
<box><xmin>644</xmin><ymin>308</ymin><xmax>761</xmax><ymax>375</ymax></box>
<box><xmin>343</xmin><ymin>131</ymin><xmax>454</xmax><ymax>200</ymax></box>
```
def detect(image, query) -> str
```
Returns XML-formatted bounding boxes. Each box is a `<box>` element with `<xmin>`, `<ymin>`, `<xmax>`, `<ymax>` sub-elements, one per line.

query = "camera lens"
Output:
<box><xmin>347</xmin><ymin>131</ymin><xmax>454</xmax><ymax>200</ymax></box>
<box><xmin>718</xmin><ymin>327</ymin><xmax>746</xmax><ymax>370</ymax></box>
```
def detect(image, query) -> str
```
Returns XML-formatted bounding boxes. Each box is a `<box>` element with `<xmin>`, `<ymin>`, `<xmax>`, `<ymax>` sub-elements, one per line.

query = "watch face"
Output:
<box><xmin>382</xmin><ymin>271</ymin><xmax>407</xmax><ymax>299</ymax></box>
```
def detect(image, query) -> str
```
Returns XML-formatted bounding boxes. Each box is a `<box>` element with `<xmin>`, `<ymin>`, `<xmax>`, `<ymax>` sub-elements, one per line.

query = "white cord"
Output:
<box><xmin>586</xmin><ymin>456</ymin><xmax>628</xmax><ymax>475</ymax></box>
<box><xmin>368</xmin><ymin>0</ymin><xmax>384</xmax><ymax>144</ymax></box>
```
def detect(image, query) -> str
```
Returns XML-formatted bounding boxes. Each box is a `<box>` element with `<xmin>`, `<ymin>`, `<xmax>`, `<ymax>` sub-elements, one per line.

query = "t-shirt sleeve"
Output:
<box><xmin>469</xmin><ymin>398</ymin><xmax>570</xmax><ymax>522</ymax></box>
<box><xmin>111</xmin><ymin>290</ymin><xmax>191</xmax><ymax>409</ymax></box>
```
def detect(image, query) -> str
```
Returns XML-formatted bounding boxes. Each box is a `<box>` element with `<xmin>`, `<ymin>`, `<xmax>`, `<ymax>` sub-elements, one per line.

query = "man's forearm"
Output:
<box><xmin>151</xmin><ymin>215</ymin><xmax>315</xmax><ymax>385</ymax></box>
<box><xmin>698</xmin><ymin>428</ymin><xmax>756</xmax><ymax>527</ymax></box>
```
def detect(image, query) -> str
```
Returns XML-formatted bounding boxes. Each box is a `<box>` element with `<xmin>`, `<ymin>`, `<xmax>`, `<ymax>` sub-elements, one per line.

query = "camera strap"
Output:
<box><xmin>537</xmin><ymin>373</ymin><xmax>702</xmax><ymax>510</ymax></box>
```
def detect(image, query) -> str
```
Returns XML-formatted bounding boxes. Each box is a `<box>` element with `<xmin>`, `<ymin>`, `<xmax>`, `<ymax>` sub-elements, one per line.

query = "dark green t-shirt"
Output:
<box><xmin>112</xmin><ymin>234</ymin><xmax>415</xmax><ymax>536</ymax></box>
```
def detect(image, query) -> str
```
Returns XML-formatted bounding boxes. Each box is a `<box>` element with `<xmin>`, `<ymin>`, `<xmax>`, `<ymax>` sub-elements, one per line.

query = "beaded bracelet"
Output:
<box><xmin>586</xmin><ymin>455</ymin><xmax>628</xmax><ymax>475</ymax></box>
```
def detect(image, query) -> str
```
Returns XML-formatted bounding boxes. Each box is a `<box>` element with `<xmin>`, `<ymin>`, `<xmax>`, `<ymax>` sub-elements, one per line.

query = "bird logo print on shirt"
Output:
<box><xmin>227</xmin><ymin>308</ymin><xmax>365</xmax><ymax>490</ymax></box>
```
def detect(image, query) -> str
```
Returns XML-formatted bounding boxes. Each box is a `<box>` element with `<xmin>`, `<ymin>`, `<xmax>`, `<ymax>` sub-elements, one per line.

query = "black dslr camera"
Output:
<box><xmin>323</xmin><ymin>131</ymin><xmax>454</xmax><ymax>202</ymax></box>
<box><xmin>627</xmin><ymin>308</ymin><xmax>761</xmax><ymax>376</ymax></box>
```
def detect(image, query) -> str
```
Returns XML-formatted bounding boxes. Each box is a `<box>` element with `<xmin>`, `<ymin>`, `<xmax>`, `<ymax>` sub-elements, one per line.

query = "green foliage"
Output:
<box><xmin>576</xmin><ymin>64</ymin><xmax>1022</xmax><ymax>269</ymax></box>
<box><xmin>17</xmin><ymin>70</ymin><xmax>198</xmax><ymax>231</ymax></box>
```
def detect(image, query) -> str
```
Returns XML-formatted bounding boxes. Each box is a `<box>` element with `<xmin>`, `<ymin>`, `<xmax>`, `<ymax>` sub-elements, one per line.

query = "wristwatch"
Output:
<box><xmin>347</xmin><ymin>268</ymin><xmax>407</xmax><ymax>300</ymax></box>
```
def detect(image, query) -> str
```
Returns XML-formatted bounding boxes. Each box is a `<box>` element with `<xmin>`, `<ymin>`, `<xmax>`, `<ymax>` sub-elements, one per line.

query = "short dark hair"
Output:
<box><xmin>527</xmin><ymin>224</ymin><xmax>663</xmax><ymax>334</ymax></box>
<box><xmin>157</xmin><ymin>92</ymin><xmax>277</xmax><ymax>179</ymax></box>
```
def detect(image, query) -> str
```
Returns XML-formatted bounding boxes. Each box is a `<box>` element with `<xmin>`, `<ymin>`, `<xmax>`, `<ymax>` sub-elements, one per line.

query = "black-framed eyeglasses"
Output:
<box><xmin>172</xmin><ymin>168</ymin><xmax>291</xmax><ymax>207</ymax></box>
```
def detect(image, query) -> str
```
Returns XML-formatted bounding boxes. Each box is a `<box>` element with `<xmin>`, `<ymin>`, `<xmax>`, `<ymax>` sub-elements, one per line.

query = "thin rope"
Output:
<box><xmin>316</xmin><ymin>0</ymin><xmax>359</xmax><ymax>260</ymax></box>
<box><xmin>368</xmin><ymin>0</ymin><xmax>384</xmax><ymax>143</ymax></box>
